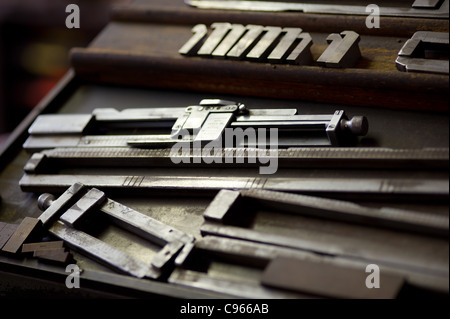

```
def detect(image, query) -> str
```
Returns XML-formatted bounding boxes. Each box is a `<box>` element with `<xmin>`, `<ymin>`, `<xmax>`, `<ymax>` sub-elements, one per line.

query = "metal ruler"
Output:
<box><xmin>20</xmin><ymin>174</ymin><xmax>449</xmax><ymax>201</ymax></box>
<box><xmin>203</xmin><ymin>189</ymin><xmax>449</xmax><ymax>237</ymax></box>
<box><xmin>185</xmin><ymin>0</ymin><xmax>450</xmax><ymax>19</ymax></box>
<box><xmin>24</xmin><ymin>147</ymin><xmax>449</xmax><ymax>172</ymax></box>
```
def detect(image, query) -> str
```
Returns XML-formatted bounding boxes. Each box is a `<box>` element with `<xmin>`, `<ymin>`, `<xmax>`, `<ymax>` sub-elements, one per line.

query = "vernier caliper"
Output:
<box><xmin>23</xmin><ymin>99</ymin><xmax>369</xmax><ymax>151</ymax></box>
<box><xmin>185</xmin><ymin>0</ymin><xmax>449</xmax><ymax>19</ymax></box>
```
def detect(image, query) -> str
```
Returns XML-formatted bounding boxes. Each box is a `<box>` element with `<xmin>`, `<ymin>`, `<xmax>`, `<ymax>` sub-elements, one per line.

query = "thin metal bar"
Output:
<box><xmin>241</xmin><ymin>189</ymin><xmax>449</xmax><ymax>237</ymax></box>
<box><xmin>99</xmin><ymin>198</ymin><xmax>194</xmax><ymax>246</ymax></box>
<box><xmin>185</xmin><ymin>0</ymin><xmax>449</xmax><ymax>18</ymax></box>
<box><xmin>200</xmin><ymin>222</ymin><xmax>449</xmax><ymax>277</ymax></box>
<box><xmin>185</xmin><ymin>236</ymin><xmax>450</xmax><ymax>293</ymax></box>
<box><xmin>49</xmin><ymin>221</ymin><xmax>159</xmax><ymax>278</ymax></box>
<box><xmin>168</xmin><ymin>268</ymin><xmax>306</xmax><ymax>298</ymax></box>
<box><xmin>24</xmin><ymin>147</ymin><xmax>450</xmax><ymax>172</ymax></box>
<box><xmin>20</xmin><ymin>174</ymin><xmax>450</xmax><ymax>201</ymax></box>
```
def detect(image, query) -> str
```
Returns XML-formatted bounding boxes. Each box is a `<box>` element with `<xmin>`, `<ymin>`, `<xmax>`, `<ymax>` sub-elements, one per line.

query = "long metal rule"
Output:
<box><xmin>37</xmin><ymin>183</ymin><xmax>194</xmax><ymax>278</ymax></box>
<box><xmin>169</xmin><ymin>236</ymin><xmax>412</xmax><ymax>298</ymax></box>
<box><xmin>200</xmin><ymin>190</ymin><xmax>449</xmax><ymax>278</ymax></box>
<box><xmin>203</xmin><ymin>189</ymin><xmax>449</xmax><ymax>238</ymax></box>
<box><xmin>24</xmin><ymin>147</ymin><xmax>450</xmax><ymax>172</ymax></box>
<box><xmin>20</xmin><ymin>174</ymin><xmax>449</xmax><ymax>201</ymax></box>
<box><xmin>185</xmin><ymin>0</ymin><xmax>450</xmax><ymax>19</ymax></box>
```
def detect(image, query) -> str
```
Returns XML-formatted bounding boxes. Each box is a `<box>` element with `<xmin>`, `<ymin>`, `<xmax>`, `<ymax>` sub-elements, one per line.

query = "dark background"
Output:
<box><xmin>0</xmin><ymin>0</ymin><xmax>129</xmax><ymax>145</ymax></box>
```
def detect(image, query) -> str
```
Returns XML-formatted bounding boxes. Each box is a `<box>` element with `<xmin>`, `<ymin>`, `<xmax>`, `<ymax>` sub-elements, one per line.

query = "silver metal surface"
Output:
<box><xmin>227</xmin><ymin>24</ymin><xmax>265</xmax><ymax>59</ymax></box>
<box><xmin>396</xmin><ymin>31</ymin><xmax>449</xmax><ymax>75</ymax></box>
<box><xmin>185</xmin><ymin>0</ymin><xmax>450</xmax><ymax>18</ymax></box>
<box><xmin>317</xmin><ymin>31</ymin><xmax>361</xmax><ymax>69</ymax></box>
<box><xmin>212</xmin><ymin>24</ymin><xmax>247</xmax><ymax>57</ymax></box>
<box><xmin>20</xmin><ymin>174</ymin><xmax>450</xmax><ymax>201</ymax></box>
<box><xmin>198</xmin><ymin>22</ymin><xmax>233</xmax><ymax>56</ymax></box>
<box><xmin>60</xmin><ymin>188</ymin><xmax>106</xmax><ymax>227</ymax></box>
<box><xmin>49</xmin><ymin>221</ymin><xmax>157</xmax><ymax>278</ymax></box>
<box><xmin>100</xmin><ymin>198</ymin><xmax>194</xmax><ymax>245</ymax></box>
<box><xmin>204</xmin><ymin>189</ymin><xmax>449</xmax><ymax>237</ymax></box>
<box><xmin>179</xmin><ymin>24</ymin><xmax>209</xmax><ymax>56</ymax></box>
<box><xmin>200</xmin><ymin>222</ymin><xmax>448</xmax><ymax>277</ymax></box>
<box><xmin>266</xmin><ymin>27</ymin><xmax>302</xmax><ymax>62</ymax></box>
<box><xmin>194</xmin><ymin>113</ymin><xmax>235</xmax><ymax>142</ymax></box>
<box><xmin>285</xmin><ymin>32</ymin><xmax>313</xmax><ymax>65</ymax></box>
<box><xmin>38</xmin><ymin>182</ymin><xmax>86</xmax><ymax>226</ymax></box>
<box><xmin>261</xmin><ymin>256</ymin><xmax>404</xmax><ymax>298</ymax></box>
<box><xmin>28</xmin><ymin>115</ymin><xmax>93</xmax><ymax>135</ymax></box>
<box><xmin>38</xmin><ymin>183</ymin><xmax>194</xmax><ymax>278</ymax></box>
<box><xmin>23</xmin><ymin>102</ymin><xmax>369</xmax><ymax>150</ymax></box>
<box><xmin>203</xmin><ymin>190</ymin><xmax>241</xmax><ymax>222</ymax></box>
<box><xmin>412</xmin><ymin>0</ymin><xmax>444</xmax><ymax>8</ymax></box>
<box><xmin>92</xmin><ymin>107</ymin><xmax>186</xmax><ymax>122</ymax></box>
<box><xmin>24</xmin><ymin>147</ymin><xmax>450</xmax><ymax>172</ymax></box>
<box><xmin>247</xmin><ymin>26</ymin><xmax>283</xmax><ymax>60</ymax></box>
<box><xmin>169</xmin><ymin>268</ymin><xmax>305</xmax><ymax>298</ymax></box>
<box><xmin>175</xmin><ymin>236</ymin><xmax>449</xmax><ymax>294</ymax></box>
<box><xmin>180</xmin><ymin>23</ymin><xmax>316</xmax><ymax>64</ymax></box>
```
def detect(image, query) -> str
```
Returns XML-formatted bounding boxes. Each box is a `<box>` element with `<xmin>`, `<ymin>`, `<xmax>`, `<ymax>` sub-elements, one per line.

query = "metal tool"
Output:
<box><xmin>37</xmin><ymin>183</ymin><xmax>194</xmax><ymax>278</ymax></box>
<box><xmin>171</xmin><ymin>236</ymin><xmax>448</xmax><ymax>297</ymax></box>
<box><xmin>396</xmin><ymin>31</ymin><xmax>449</xmax><ymax>75</ymax></box>
<box><xmin>20</xmin><ymin>174</ymin><xmax>449</xmax><ymax>201</ymax></box>
<box><xmin>23</xmin><ymin>100</ymin><xmax>369</xmax><ymax>151</ymax></box>
<box><xmin>203</xmin><ymin>189</ymin><xmax>449</xmax><ymax>237</ymax></box>
<box><xmin>200</xmin><ymin>190</ymin><xmax>449</xmax><ymax>276</ymax></box>
<box><xmin>185</xmin><ymin>0</ymin><xmax>449</xmax><ymax>19</ymax></box>
<box><xmin>23</xmin><ymin>147</ymin><xmax>450</xmax><ymax>173</ymax></box>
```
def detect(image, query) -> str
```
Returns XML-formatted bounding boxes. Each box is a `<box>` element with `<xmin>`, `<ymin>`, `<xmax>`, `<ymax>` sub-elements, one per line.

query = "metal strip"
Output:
<box><xmin>193</xmin><ymin>236</ymin><xmax>449</xmax><ymax>292</ymax></box>
<box><xmin>261</xmin><ymin>257</ymin><xmax>404</xmax><ymax>298</ymax></box>
<box><xmin>243</xmin><ymin>189</ymin><xmax>450</xmax><ymax>237</ymax></box>
<box><xmin>168</xmin><ymin>268</ymin><xmax>305</xmax><ymax>298</ymax></box>
<box><xmin>0</xmin><ymin>223</ymin><xmax>19</xmax><ymax>250</ymax></box>
<box><xmin>100</xmin><ymin>198</ymin><xmax>193</xmax><ymax>245</ymax></box>
<box><xmin>1</xmin><ymin>218</ymin><xmax>42</xmax><ymax>254</ymax></box>
<box><xmin>200</xmin><ymin>222</ymin><xmax>449</xmax><ymax>277</ymax></box>
<box><xmin>37</xmin><ymin>182</ymin><xmax>86</xmax><ymax>226</ymax></box>
<box><xmin>59</xmin><ymin>188</ymin><xmax>106</xmax><ymax>227</ymax></box>
<box><xmin>49</xmin><ymin>221</ymin><xmax>158</xmax><ymax>278</ymax></box>
<box><xmin>24</xmin><ymin>147</ymin><xmax>450</xmax><ymax>172</ymax></box>
<box><xmin>20</xmin><ymin>174</ymin><xmax>449</xmax><ymax>201</ymax></box>
<box><xmin>185</xmin><ymin>0</ymin><xmax>450</xmax><ymax>18</ymax></box>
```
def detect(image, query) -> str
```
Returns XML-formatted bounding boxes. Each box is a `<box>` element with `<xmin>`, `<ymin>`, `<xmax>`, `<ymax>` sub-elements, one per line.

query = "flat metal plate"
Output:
<box><xmin>186</xmin><ymin>0</ymin><xmax>450</xmax><ymax>18</ymax></box>
<box><xmin>261</xmin><ymin>257</ymin><xmax>405</xmax><ymax>299</ymax></box>
<box><xmin>28</xmin><ymin>115</ymin><xmax>93</xmax><ymax>135</ymax></box>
